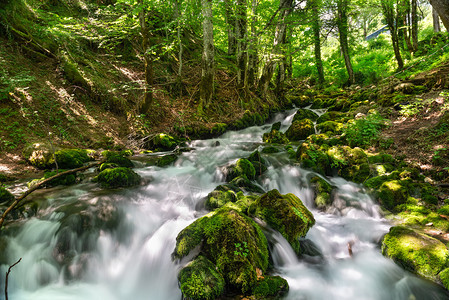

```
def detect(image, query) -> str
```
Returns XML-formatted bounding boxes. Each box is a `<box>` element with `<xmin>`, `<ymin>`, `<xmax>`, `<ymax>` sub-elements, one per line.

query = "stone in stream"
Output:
<box><xmin>292</xmin><ymin>109</ymin><xmax>319</xmax><ymax>122</ymax></box>
<box><xmin>382</xmin><ymin>226</ymin><xmax>449</xmax><ymax>282</ymax></box>
<box><xmin>93</xmin><ymin>167</ymin><xmax>141</xmax><ymax>188</ymax></box>
<box><xmin>173</xmin><ymin>190</ymin><xmax>315</xmax><ymax>299</ymax></box>
<box><xmin>285</xmin><ymin>119</ymin><xmax>315</xmax><ymax>141</ymax></box>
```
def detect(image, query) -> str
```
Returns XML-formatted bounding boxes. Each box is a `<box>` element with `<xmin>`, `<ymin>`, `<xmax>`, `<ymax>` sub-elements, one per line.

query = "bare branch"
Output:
<box><xmin>5</xmin><ymin>258</ymin><xmax>22</xmax><ymax>300</ymax></box>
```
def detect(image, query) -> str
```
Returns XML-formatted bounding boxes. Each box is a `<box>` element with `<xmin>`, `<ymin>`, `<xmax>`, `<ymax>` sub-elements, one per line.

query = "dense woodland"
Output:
<box><xmin>1</xmin><ymin>0</ymin><xmax>449</xmax><ymax>299</ymax></box>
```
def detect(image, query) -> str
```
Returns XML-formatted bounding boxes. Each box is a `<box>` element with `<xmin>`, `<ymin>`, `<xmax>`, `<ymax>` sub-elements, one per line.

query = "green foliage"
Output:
<box><xmin>343</xmin><ymin>113</ymin><xmax>389</xmax><ymax>148</ymax></box>
<box><xmin>253</xmin><ymin>276</ymin><xmax>289</xmax><ymax>298</ymax></box>
<box><xmin>234</xmin><ymin>242</ymin><xmax>249</xmax><ymax>258</ymax></box>
<box><xmin>0</xmin><ymin>187</ymin><xmax>15</xmax><ymax>205</ymax></box>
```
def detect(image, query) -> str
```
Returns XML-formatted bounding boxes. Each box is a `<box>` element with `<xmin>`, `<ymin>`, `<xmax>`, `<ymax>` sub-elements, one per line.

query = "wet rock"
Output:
<box><xmin>249</xmin><ymin>189</ymin><xmax>315</xmax><ymax>255</ymax></box>
<box><xmin>205</xmin><ymin>188</ymin><xmax>238</xmax><ymax>210</ymax></box>
<box><xmin>271</xmin><ymin>122</ymin><xmax>282</xmax><ymax>131</ymax></box>
<box><xmin>316</xmin><ymin>111</ymin><xmax>347</xmax><ymax>124</ymax></box>
<box><xmin>310</xmin><ymin>176</ymin><xmax>334</xmax><ymax>209</ymax></box>
<box><xmin>22</xmin><ymin>142</ymin><xmax>55</xmax><ymax>169</ymax></box>
<box><xmin>262</xmin><ymin>129</ymin><xmax>289</xmax><ymax>144</ymax></box>
<box><xmin>248</xmin><ymin>150</ymin><xmax>268</xmax><ymax>176</ymax></box>
<box><xmin>147</xmin><ymin>133</ymin><xmax>178</xmax><ymax>151</ymax></box>
<box><xmin>229</xmin><ymin>176</ymin><xmax>265</xmax><ymax>194</ymax></box>
<box><xmin>224</xmin><ymin>158</ymin><xmax>256</xmax><ymax>181</ymax></box>
<box><xmin>382</xmin><ymin>226</ymin><xmax>449</xmax><ymax>281</ymax></box>
<box><xmin>253</xmin><ymin>275</ymin><xmax>289</xmax><ymax>299</ymax></box>
<box><xmin>102</xmin><ymin>151</ymin><xmax>134</xmax><ymax>168</ymax></box>
<box><xmin>378</xmin><ymin>180</ymin><xmax>409</xmax><ymax>211</ymax></box>
<box><xmin>93</xmin><ymin>167</ymin><xmax>141</xmax><ymax>188</ymax></box>
<box><xmin>292</xmin><ymin>109</ymin><xmax>319</xmax><ymax>122</ymax></box>
<box><xmin>156</xmin><ymin>154</ymin><xmax>178</xmax><ymax>167</ymax></box>
<box><xmin>285</xmin><ymin>119</ymin><xmax>315</xmax><ymax>141</ymax></box>
<box><xmin>316</xmin><ymin>121</ymin><xmax>344</xmax><ymax>135</ymax></box>
<box><xmin>173</xmin><ymin>208</ymin><xmax>269</xmax><ymax>294</ymax></box>
<box><xmin>178</xmin><ymin>255</ymin><xmax>225</xmax><ymax>300</ymax></box>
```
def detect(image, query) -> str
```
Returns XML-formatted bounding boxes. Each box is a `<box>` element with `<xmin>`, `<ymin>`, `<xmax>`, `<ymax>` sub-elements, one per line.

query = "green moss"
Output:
<box><xmin>292</xmin><ymin>109</ymin><xmax>319</xmax><ymax>122</ymax></box>
<box><xmin>316</xmin><ymin>111</ymin><xmax>347</xmax><ymax>124</ymax></box>
<box><xmin>262</xmin><ymin>146</ymin><xmax>280</xmax><ymax>153</ymax></box>
<box><xmin>94</xmin><ymin>167</ymin><xmax>141</xmax><ymax>188</ymax></box>
<box><xmin>28</xmin><ymin>170</ymin><xmax>77</xmax><ymax>187</ymax></box>
<box><xmin>99</xmin><ymin>163</ymin><xmax>119</xmax><ymax>172</ymax></box>
<box><xmin>316</xmin><ymin>121</ymin><xmax>344</xmax><ymax>135</ymax></box>
<box><xmin>156</xmin><ymin>154</ymin><xmax>178</xmax><ymax>167</ymax></box>
<box><xmin>262</xmin><ymin>129</ymin><xmax>290</xmax><ymax>144</ymax></box>
<box><xmin>0</xmin><ymin>187</ymin><xmax>14</xmax><ymax>205</ymax></box>
<box><xmin>178</xmin><ymin>255</ymin><xmax>225</xmax><ymax>300</ymax></box>
<box><xmin>211</xmin><ymin>123</ymin><xmax>227</xmax><ymax>136</ymax></box>
<box><xmin>226</xmin><ymin>159</ymin><xmax>256</xmax><ymax>181</ymax></box>
<box><xmin>23</xmin><ymin>142</ymin><xmax>55</xmax><ymax>169</ymax></box>
<box><xmin>285</xmin><ymin>119</ymin><xmax>315</xmax><ymax>141</ymax></box>
<box><xmin>368</xmin><ymin>153</ymin><xmax>395</xmax><ymax>164</ymax></box>
<box><xmin>378</xmin><ymin>180</ymin><xmax>409</xmax><ymax>210</ymax></box>
<box><xmin>311</xmin><ymin>176</ymin><xmax>333</xmax><ymax>209</ymax></box>
<box><xmin>253</xmin><ymin>275</ymin><xmax>289</xmax><ymax>299</ymax></box>
<box><xmin>297</xmin><ymin>142</ymin><xmax>330</xmax><ymax>175</ymax></box>
<box><xmin>150</xmin><ymin>133</ymin><xmax>178</xmax><ymax>151</ymax></box>
<box><xmin>102</xmin><ymin>151</ymin><xmax>134</xmax><ymax>168</ymax></box>
<box><xmin>229</xmin><ymin>176</ymin><xmax>265</xmax><ymax>194</ymax></box>
<box><xmin>206</xmin><ymin>189</ymin><xmax>237</xmax><ymax>210</ymax></box>
<box><xmin>54</xmin><ymin>149</ymin><xmax>91</xmax><ymax>169</ymax></box>
<box><xmin>439</xmin><ymin>268</ymin><xmax>449</xmax><ymax>290</ymax></box>
<box><xmin>382</xmin><ymin>226</ymin><xmax>449</xmax><ymax>280</ymax></box>
<box><xmin>250</xmin><ymin>189</ymin><xmax>315</xmax><ymax>254</ymax></box>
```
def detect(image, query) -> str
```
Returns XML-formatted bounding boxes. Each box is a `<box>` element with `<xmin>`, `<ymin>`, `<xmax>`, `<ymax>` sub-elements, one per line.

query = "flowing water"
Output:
<box><xmin>1</xmin><ymin>109</ymin><xmax>448</xmax><ymax>300</ymax></box>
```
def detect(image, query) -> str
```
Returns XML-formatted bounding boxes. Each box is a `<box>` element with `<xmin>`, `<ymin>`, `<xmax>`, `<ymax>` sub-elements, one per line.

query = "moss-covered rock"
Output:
<box><xmin>296</xmin><ymin>142</ymin><xmax>330</xmax><ymax>175</ymax></box>
<box><xmin>378</xmin><ymin>180</ymin><xmax>409</xmax><ymax>211</ymax></box>
<box><xmin>22</xmin><ymin>142</ymin><xmax>55</xmax><ymax>169</ymax></box>
<box><xmin>439</xmin><ymin>267</ymin><xmax>449</xmax><ymax>290</ymax></box>
<box><xmin>99</xmin><ymin>162</ymin><xmax>119</xmax><ymax>172</ymax></box>
<box><xmin>285</xmin><ymin>119</ymin><xmax>315</xmax><ymax>141</ymax></box>
<box><xmin>250</xmin><ymin>189</ymin><xmax>315</xmax><ymax>254</ymax></box>
<box><xmin>178</xmin><ymin>255</ymin><xmax>225</xmax><ymax>300</ymax></box>
<box><xmin>253</xmin><ymin>275</ymin><xmax>289</xmax><ymax>299</ymax></box>
<box><xmin>292</xmin><ymin>109</ymin><xmax>319</xmax><ymax>122</ymax></box>
<box><xmin>311</xmin><ymin>176</ymin><xmax>333</xmax><ymax>209</ymax></box>
<box><xmin>173</xmin><ymin>208</ymin><xmax>269</xmax><ymax>293</ymax></box>
<box><xmin>262</xmin><ymin>129</ymin><xmax>290</xmax><ymax>144</ymax></box>
<box><xmin>262</xmin><ymin>146</ymin><xmax>281</xmax><ymax>153</ymax></box>
<box><xmin>55</xmin><ymin>149</ymin><xmax>91</xmax><ymax>169</ymax></box>
<box><xmin>149</xmin><ymin>133</ymin><xmax>178</xmax><ymax>151</ymax></box>
<box><xmin>94</xmin><ymin>167</ymin><xmax>141</xmax><ymax>188</ymax></box>
<box><xmin>225</xmin><ymin>159</ymin><xmax>256</xmax><ymax>181</ymax></box>
<box><xmin>316</xmin><ymin>111</ymin><xmax>347</xmax><ymax>124</ymax></box>
<box><xmin>211</xmin><ymin>123</ymin><xmax>228</xmax><ymax>136</ymax></box>
<box><xmin>316</xmin><ymin>121</ymin><xmax>344</xmax><ymax>135</ymax></box>
<box><xmin>248</xmin><ymin>150</ymin><xmax>268</xmax><ymax>176</ymax></box>
<box><xmin>102</xmin><ymin>151</ymin><xmax>134</xmax><ymax>168</ymax></box>
<box><xmin>0</xmin><ymin>187</ymin><xmax>14</xmax><ymax>205</ymax></box>
<box><xmin>156</xmin><ymin>154</ymin><xmax>178</xmax><ymax>167</ymax></box>
<box><xmin>229</xmin><ymin>176</ymin><xmax>265</xmax><ymax>194</ymax></box>
<box><xmin>382</xmin><ymin>226</ymin><xmax>449</xmax><ymax>281</ymax></box>
<box><xmin>206</xmin><ymin>188</ymin><xmax>238</xmax><ymax>210</ymax></box>
<box><xmin>28</xmin><ymin>169</ymin><xmax>77</xmax><ymax>188</ymax></box>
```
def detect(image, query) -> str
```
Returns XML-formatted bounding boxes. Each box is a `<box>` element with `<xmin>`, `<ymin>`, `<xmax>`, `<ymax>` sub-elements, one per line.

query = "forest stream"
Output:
<box><xmin>1</xmin><ymin>108</ymin><xmax>449</xmax><ymax>300</ymax></box>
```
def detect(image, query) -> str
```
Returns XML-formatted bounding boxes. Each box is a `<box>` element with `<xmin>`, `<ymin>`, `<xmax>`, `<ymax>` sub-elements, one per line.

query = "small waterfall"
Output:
<box><xmin>1</xmin><ymin>108</ymin><xmax>448</xmax><ymax>300</ymax></box>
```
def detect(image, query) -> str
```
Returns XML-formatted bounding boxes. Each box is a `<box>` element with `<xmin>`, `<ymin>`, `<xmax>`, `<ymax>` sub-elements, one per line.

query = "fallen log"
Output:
<box><xmin>0</xmin><ymin>160</ymin><xmax>104</xmax><ymax>229</ymax></box>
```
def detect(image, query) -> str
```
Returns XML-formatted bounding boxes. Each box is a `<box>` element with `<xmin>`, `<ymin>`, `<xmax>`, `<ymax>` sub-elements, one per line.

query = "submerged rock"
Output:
<box><xmin>382</xmin><ymin>226</ymin><xmax>449</xmax><ymax>281</ymax></box>
<box><xmin>310</xmin><ymin>176</ymin><xmax>334</xmax><ymax>210</ymax></box>
<box><xmin>156</xmin><ymin>154</ymin><xmax>178</xmax><ymax>167</ymax></box>
<box><xmin>292</xmin><ymin>109</ymin><xmax>319</xmax><ymax>122</ymax></box>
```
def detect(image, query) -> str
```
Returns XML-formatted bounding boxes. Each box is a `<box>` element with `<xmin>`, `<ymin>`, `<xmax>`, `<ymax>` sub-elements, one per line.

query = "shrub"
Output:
<box><xmin>343</xmin><ymin>113</ymin><xmax>389</xmax><ymax>148</ymax></box>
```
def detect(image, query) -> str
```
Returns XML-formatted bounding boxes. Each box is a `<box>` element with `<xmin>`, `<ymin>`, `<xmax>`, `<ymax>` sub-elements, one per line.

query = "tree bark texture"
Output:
<box><xmin>224</xmin><ymin>0</ymin><xmax>237</xmax><ymax>56</ymax></box>
<box><xmin>433</xmin><ymin>7</ymin><xmax>441</xmax><ymax>32</ymax></box>
<box><xmin>236</xmin><ymin>0</ymin><xmax>248</xmax><ymax>89</ymax></box>
<box><xmin>199</xmin><ymin>0</ymin><xmax>214</xmax><ymax>112</ymax></box>
<box><xmin>381</xmin><ymin>0</ymin><xmax>404</xmax><ymax>70</ymax></box>
<box><xmin>312</xmin><ymin>0</ymin><xmax>325</xmax><ymax>84</ymax></box>
<box><xmin>429</xmin><ymin>0</ymin><xmax>449</xmax><ymax>32</ymax></box>
<box><xmin>139</xmin><ymin>2</ymin><xmax>153</xmax><ymax>114</ymax></box>
<box><xmin>246</xmin><ymin>0</ymin><xmax>258</xmax><ymax>90</ymax></box>
<box><xmin>336</xmin><ymin>0</ymin><xmax>354</xmax><ymax>85</ymax></box>
<box><xmin>411</xmin><ymin>0</ymin><xmax>418</xmax><ymax>51</ymax></box>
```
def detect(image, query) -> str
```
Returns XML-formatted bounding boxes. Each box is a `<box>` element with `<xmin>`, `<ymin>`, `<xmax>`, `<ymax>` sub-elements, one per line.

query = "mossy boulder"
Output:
<box><xmin>311</xmin><ymin>176</ymin><xmax>333</xmax><ymax>209</ymax></box>
<box><xmin>178</xmin><ymin>255</ymin><xmax>225</xmax><ymax>300</ymax></box>
<box><xmin>378</xmin><ymin>180</ymin><xmax>409</xmax><ymax>211</ymax></box>
<box><xmin>156</xmin><ymin>154</ymin><xmax>178</xmax><ymax>167</ymax></box>
<box><xmin>250</xmin><ymin>189</ymin><xmax>315</xmax><ymax>254</ymax></box>
<box><xmin>99</xmin><ymin>162</ymin><xmax>119</xmax><ymax>172</ymax></box>
<box><xmin>102</xmin><ymin>151</ymin><xmax>134</xmax><ymax>168</ymax></box>
<box><xmin>253</xmin><ymin>275</ymin><xmax>289</xmax><ymax>299</ymax></box>
<box><xmin>316</xmin><ymin>121</ymin><xmax>344</xmax><ymax>135</ymax></box>
<box><xmin>0</xmin><ymin>187</ymin><xmax>14</xmax><ymax>205</ymax></box>
<box><xmin>149</xmin><ymin>133</ymin><xmax>178</xmax><ymax>151</ymax></box>
<box><xmin>94</xmin><ymin>167</ymin><xmax>141</xmax><ymax>188</ymax></box>
<box><xmin>248</xmin><ymin>150</ymin><xmax>268</xmax><ymax>176</ymax></box>
<box><xmin>55</xmin><ymin>149</ymin><xmax>91</xmax><ymax>169</ymax></box>
<box><xmin>22</xmin><ymin>142</ymin><xmax>55</xmax><ymax>169</ymax></box>
<box><xmin>173</xmin><ymin>208</ymin><xmax>269</xmax><ymax>293</ymax></box>
<box><xmin>225</xmin><ymin>159</ymin><xmax>256</xmax><ymax>181</ymax></box>
<box><xmin>229</xmin><ymin>176</ymin><xmax>265</xmax><ymax>194</ymax></box>
<box><xmin>296</xmin><ymin>142</ymin><xmax>330</xmax><ymax>175</ymax></box>
<box><xmin>292</xmin><ymin>109</ymin><xmax>319</xmax><ymax>122</ymax></box>
<box><xmin>382</xmin><ymin>226</ymin><xmax>449</xmax><ymax>281</ymax></box>
<box><xmin>28</xmin><ymin>169</ymin><xmax>77</xmax><ymax>188</ymax></box>
<box><xmin>439</xmin><ymin>268</ymin><xmax>449</xmax><ymax>290</ymax></box>
<box><xmin>316</xmin><ymin>111</ymin><xmax>347</xmax><ymax>124</ymax></box>
<box><xmin>262</xmin><ymin>130</ymin><xmax>290</xmax><ymax>144</ymax></box>
<box><xmin>206</xmin><ymin>188</ymin><xmax>238</xmax><ymax>210</ymax></box>
<box><xmin>285</xmin><ymin>119</ymin><xmax>315</xmax><ymax>141</ymax></box>
<box><xmin>262</xmin><ymin>146</ymin><xmax>281</xmax><ymax>154</ymax></box>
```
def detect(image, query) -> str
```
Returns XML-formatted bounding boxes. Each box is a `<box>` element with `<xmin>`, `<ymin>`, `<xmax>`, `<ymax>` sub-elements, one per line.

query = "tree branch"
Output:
<box><xmin>5</xmin><ymin>258</ymin><xmax>22</xmax><ymax>300</ymax></box>
<box><xmin>0</xmin><ymin>161</ymin><xmax>104</xmax><ymax>229</ymax></box>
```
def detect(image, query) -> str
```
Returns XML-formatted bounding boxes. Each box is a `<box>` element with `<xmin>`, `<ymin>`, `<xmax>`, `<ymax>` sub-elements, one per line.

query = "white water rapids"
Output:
<box><xmin>1</xmin><ymin>109</ymin><xmax>448</xmax><ymax>300</ymax></box>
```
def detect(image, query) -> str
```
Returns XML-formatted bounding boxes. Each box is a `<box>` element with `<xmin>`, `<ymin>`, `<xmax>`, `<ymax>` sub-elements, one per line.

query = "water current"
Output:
<box><xmin>1</xmin><ymin>108</ymin><xmax>448</xmax><ymax>300</ymax></box>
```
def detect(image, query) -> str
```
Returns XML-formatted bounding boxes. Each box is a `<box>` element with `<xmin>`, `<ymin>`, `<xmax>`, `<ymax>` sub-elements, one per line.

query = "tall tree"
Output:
<box><xmin>411</xmin><ymin>0</ymin><xmax>418</xmax><ymax>51</ymax></box>
<box><xmin>199</xmin><ymin>0</ymin><xmax>214</xmax><ymax>113</ymax></box>
<box><xmin>224</xmin><ymin>0</ymin><xmax>237</xmax><ymax>56</ymax></box>
<box><xmin>380</xmin><ymin>0</ymin><xmax>404</xmax><ymax>70</ymax></box>
<box><xmin>433</xmin><ymin>6</ymin><xmax>441</xmax><ymax>32</ymax></box>
<box><xmin>236</xmin><ymin>0</ymin><xmax>248</xmax><ymax>89</ymax></box>
<box><xmin>429</xmin><ymin>0</ymin><xmax>449</xmax><ymax>32</ymax></box>
<box><xmin>246</xmin><ymin>0</ymin><xmax>259</xmax><ymax>90</ymax></box>
<box><xmin>138</xmin><ymin>0</ymin><xmax>153</xmax><ymax>114</ymax></box>
<box><xmin>311</xmin><ymin>0</ymin><xmax>325</xmax><ymax>84</ymax></box>
<box><xmin>258</xmin><ymin>0</ymin><xmax>293</xmax><ymax>95</ymax></box>
<box><xmin>336</xmin><ymin>0</ymin><xmax>354</xmax><ymax>85</ymax></box>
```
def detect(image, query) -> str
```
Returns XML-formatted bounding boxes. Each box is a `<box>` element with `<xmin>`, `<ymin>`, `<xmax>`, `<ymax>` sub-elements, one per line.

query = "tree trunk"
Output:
<box><xmin>381</xmin><ymin>0</ymin><xmax>404</xmax><ymax>70</ymax></box>
<box><xmin>401</xmin><ymin>0</ymin><xmax>413</xmax><ymax>52</ymax></box>
<box><xmin>312</xmin><ymin>0</ymin><xmax>324</xmax><ymax>84</ymax></box>
<box><xmin>199</xmin><ymin>0</ymin><xmax>214</xmax><ymax>113</ymax></box>
<box><xmin>139</xmin><ymin>2</ymin><xmax>153</xmax><ymax>114</ymax></box>
<box><xmin>429</xmin><ymin>0</ymin><xmax>449</xmax><ymax>32</ymax></box>
<box><xmin>246</xmin><ymin>0</ymin><xmax>258</xmax><ymax>90</ymax></box>
<box><xmin>174</xmin><ymin>0</ymin><xmax>183</xmax><ymax>81</ymax></box>
<box><xmin>258</xmin><ymin>0</ymin><xmax>293</xmax><ymax>95</ymax></box>
<box><xmin>433</xmin><ymin>7</ymin><xmax>441</xmax><ymax>32</ymax></box>
<box><xmin>224</xmin><ymin>0</ymin><xmax>237</xmax><ymax>56</ymax></box>
<box><xmin>336</xmin><ymin>0</ymin><xmax>354</xmax><ymax>85</ymax></box>
<box><xmin>236</xmin><ymin>0</ymin><xmax>247</xmax><ymax>89</ymax></box>
<box><xmin>411</xmin><ymin>0</ymin><xmax>418</xmax><ymax>51</ymax></box>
